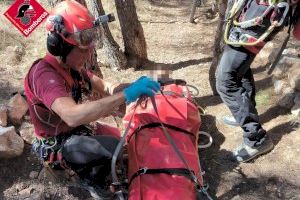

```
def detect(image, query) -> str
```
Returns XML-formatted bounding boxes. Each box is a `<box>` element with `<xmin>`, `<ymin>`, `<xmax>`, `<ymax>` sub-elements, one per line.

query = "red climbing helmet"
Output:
<box><xmin>46</xmin><ymin>0</ymin><xmax>97</xmax><ymax>48</ymax></box>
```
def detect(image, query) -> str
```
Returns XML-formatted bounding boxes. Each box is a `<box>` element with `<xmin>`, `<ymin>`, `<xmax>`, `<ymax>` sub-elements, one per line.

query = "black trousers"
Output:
<box><xmin>216</xmin><ymin>45</ymin><xmax>266</xmax><ymax>147</ymax></box>
<box><xmin>62</xmin><ymin>134</ymin><xmax>119</xmax><ymax>184</ymax></box>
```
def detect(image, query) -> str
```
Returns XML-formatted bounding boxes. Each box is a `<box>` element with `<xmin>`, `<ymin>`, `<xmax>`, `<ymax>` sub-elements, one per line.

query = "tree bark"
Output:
<box><xmin>115</xmin><ymin>0</ymin><xmax>147</xmax><ymax>69</ymax></box>
<box><xmin>208</xmin><ymin>0</ymin><xmax>227</xmax><ymax>95</ymax></box>
<box><xmin>47</xmin><ymin>0</ymin><xmax>86</xmax><ymax>8</ymax></box>
<box><xmin>85</xmin><ymin>0</ymin><xmax>127</xmax><ymax>71</ymax></box>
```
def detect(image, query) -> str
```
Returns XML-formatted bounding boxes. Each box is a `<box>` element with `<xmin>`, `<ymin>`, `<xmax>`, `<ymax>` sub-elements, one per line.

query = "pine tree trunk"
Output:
<box><xmin>84</xmin><ymin>0</ymin><xmax>127</xmax><ymax>71</ymax></box>
<box><xmin>115</xmin><ymin>0</ymin><xmax>147</xmax><ymax>69</ymax></box>
<box><xmin>47</xmin><ymin>0</ymin><xmax>86</xmax><ymax>8</ymax></box>
<box><xmin>208</xmin><ymin>0</ymin><xmax>227</xmax><ymax>95</ymax></box>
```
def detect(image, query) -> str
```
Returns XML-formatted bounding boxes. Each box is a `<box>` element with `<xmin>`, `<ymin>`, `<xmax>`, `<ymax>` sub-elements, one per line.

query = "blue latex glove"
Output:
<box><xmin>123</xmin><ymin>76</ymin><xmax>160</xmax><ymax>103</ymax></box>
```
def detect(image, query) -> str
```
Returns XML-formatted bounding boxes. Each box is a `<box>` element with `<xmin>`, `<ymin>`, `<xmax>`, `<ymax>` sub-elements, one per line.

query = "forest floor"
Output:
<box><xmin>0</xmin><ymin>0</ymin><xmax>299</xmax><ymax>200</ymax></box>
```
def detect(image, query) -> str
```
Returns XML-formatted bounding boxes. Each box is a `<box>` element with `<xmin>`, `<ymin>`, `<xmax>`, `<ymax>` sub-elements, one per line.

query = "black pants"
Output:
<box><xmin>62</xmin><ymin>134</ymin><xmax>119</xmax><ymax>184</ymax></box>
<box><xmin>216</xmin><ymin>45</ymin><xmax>266</xmax><ymax>147</ymax></box>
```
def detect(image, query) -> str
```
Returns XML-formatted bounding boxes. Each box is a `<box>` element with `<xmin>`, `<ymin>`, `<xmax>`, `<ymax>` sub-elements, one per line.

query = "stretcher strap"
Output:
<box><xmin>127</xmin><ymin>122</ymin><xmax>195</xmax><ymax>142</ymax></box>
<box><xmin>128</xmin><ymin>167</ymin><xmax>196</xmax><ymax>186</ymax></box>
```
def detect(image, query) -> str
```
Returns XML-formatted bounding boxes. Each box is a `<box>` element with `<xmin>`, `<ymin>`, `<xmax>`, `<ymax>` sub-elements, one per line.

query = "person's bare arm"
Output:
<box><xmin>90</xmin><ymin>74</ymin><xmax>130</xmax><ymax>96</ymax></box>
<box><xmin>51</xmin><ymin>92</ymin><xmax>125</xmax><ymax>127</ymax></box>
<box><xmin>89</xmin><ymin>74</ymin><xmax>116</xmax><ymax>96</ymax></box>
<box><xmin>51</xmin><ymin>76</ymin><xmax>160</xmax><ymax>127</ymax></box>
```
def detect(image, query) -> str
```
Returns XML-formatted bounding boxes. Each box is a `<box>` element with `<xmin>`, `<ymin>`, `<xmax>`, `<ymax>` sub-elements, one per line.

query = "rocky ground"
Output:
<box><xmin>0</xmin><ymin>0</ymin><xmax>299</xmax><ymax>200</ymax></box>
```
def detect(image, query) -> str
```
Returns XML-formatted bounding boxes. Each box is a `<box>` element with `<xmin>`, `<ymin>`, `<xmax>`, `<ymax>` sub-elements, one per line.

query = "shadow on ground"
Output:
<box><xmin>0</xmin><ymin>80</ymin><xmax>18</xmax><ymax>102</ymax></box>
<box><xmin>199</xmin><ymin>114</ymin><xmax>238</xmax><ymax>198</ymax></box>
<box><xmin>0</xmin><ymin>145</ymin><xmax>39</xmax><ymax>200</ymax></box>
<box><xmin>255</xmin><ymin>76</ymin><xmax>273</xmax><ymax>92</ymax></box>
<box><xmin>194</xmin><ymin>95</ymin><xmax>223</xmax><ymax>108</ymax></box>
<box><xmin>147</xmin><ymin>0</ymin><xmax>191</xmax><ymax>8</ymax></box>
<box><xmin>140</xmin><ymin>57</ymin><xmax>212</xmax><ymax>71</ymax></box>
<box><xmin>218</xmin><ymin>175</ymin><xmax>300</xmax><ymax>200</ymax></box>
<box><xmin>199</xmin><ymin>114</ymin><xmax>300</xmax><ymax>200</ymax></box>
<box><xmin>260</xmin><ymin>105</ymin><xmax>290</xmax><ymax>125</ymax></box>
<box><xmin>268</xmin><ymin>121</ymin><xmax>299</xmax><ymax>146</ymax></box>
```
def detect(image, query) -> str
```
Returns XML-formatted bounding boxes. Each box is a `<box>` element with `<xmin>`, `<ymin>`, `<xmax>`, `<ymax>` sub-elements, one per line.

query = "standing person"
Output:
<box><xmin>24</xmin><ymin>0</ymin><xmax>160</xmax><ymax>195</ymax></box>
<box><xmin>216</xmin><ymin>0</ymin><xmax>300</xmax><ymax>162</ymax></box>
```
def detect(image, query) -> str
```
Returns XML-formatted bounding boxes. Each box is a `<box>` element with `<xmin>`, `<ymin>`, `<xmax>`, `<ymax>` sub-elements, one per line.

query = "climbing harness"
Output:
<box><xmin>32</xmin><ymin>125</ymin><xmax>94</xmax><ymax>169</ymax></box>
<box><xmin>32</xmin><ymin>136</ymin><xmax>64</xmax><ymax>169</ymax></box>
<box><xmin>224</xmin><ymin>0</ymin><xmax>290</xmax><ymax>47</ymax></box>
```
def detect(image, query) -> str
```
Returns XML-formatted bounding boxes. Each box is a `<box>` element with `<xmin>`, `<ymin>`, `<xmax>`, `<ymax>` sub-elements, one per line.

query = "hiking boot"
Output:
<box><xmin>232</xmin><ymin>135</ymin><xmax>274</xmax><ymax>163</ymax></box>
<box><xmin>222</xmin><ymin>115</ymin><xmax>239</xmax><ymax>127</ymax></box>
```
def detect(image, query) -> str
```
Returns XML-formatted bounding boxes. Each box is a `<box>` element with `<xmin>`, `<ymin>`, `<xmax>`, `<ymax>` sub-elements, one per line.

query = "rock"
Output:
<box><xmin>272</xmin><ymin>57</ymin><xmax>299</xmax><ymax>79</ymax></box>
<box><xmin>257</xmin><ymin>42</ymin><xmax>275</xmax><ymax>66</ymax></box>
<box><xmin>18</xmin><ymin>184</ymin><xmax>43</xmax><ymax>200</ymax></box>
<box><xmin>14</xmin><ymin>46</ymin><xmax>25</xmax><ymax>62</ymax></box>
<box><xmin>279</xmin><ymin>56</ymin><xmax>300</xmax><ymax>67</ymax></box>
<box><xmin>273</xmin><ymin>79</ymin><xmax>289</xmax><ymax>95</ymax></box>
<box><xmin>13</xmin><ymin>45</ymin><xmax>25</xmax><ymax>55</ymax></box>
<box><xmin>5</xmin><ymin>46</ymin><xmax>14</xmax><ymax>52</ymax></box>
<box><xmin>44</xmin><ymin>193</ymin><xmax>51</xmax><ymax>198</ymax></box>
<box><xmin>18</xmin><ymin>187</ymin><xmax>34</xmax><ymax>198</ymax></box>
<box><xmin>24</xmin><ymin>193</ymin><xmax>43</xmax><ymax>200</ymax></box>
<box><xmin>283</xmin><ymin>87</ymin><xmax>294</xmax><ymax>95</ymax></box>
<box><xmin>6</xmin><ymin>45</ymin><xmax>25</xmax><ymax>63</ymax></box>
<box><xmin>272</xmin><ymin>61</ymin><xmax>289</xmax><ymax>79</ymax></box>
<box><xmin>19</xmin><ymin>122</ymin><xmax>34</xmax><ymax>144</ymax></box>
<box><xmin>15</xmin><ymin>182</ymin><xmax>26</xmax><ymax>192</ymax></box>
<box><xmin>269</xmin><ymin>43</ymin><xmax>299</xmax><ymax>64</ymax></box>
<box><xmin>0</xmin><ymin>126</ymin><xmax>24</xmax><ymax>158</ymax></box>
<box><xmin>194</xmin><ymin>18</ymin><xmax>200</xmax><ymax>23</ymax></box>
<box><xmin>273</xmin><ymin>66</ymin><xmax>287</xmax><ymax>80</ymax></box>
<box><xmin>282</xmin><ymin>48</ymin><xmax>299</xmax><ymax>57</ymax></box>
<box><xmin>231</xmin><ymin>195</ymin><xmax>242</xmax><ymax>200</ymax></box>
<box><xmin>29</xmin><ymin>171</ymin><xmax>39</xmax><ymax>179</ymax></box>
<box><xmin>0</xmin><ymin>105</ymin><xmax>7</xmax><ymax>127</ymax></box>
<box><xmin>278</xmin><ymin>87</ymin><xmax>295</xmax><ymax>109</ymax></box>
<box><xmin>291</xmin><ymin>102</ymin><xmax>300</xmax><ymax>117</ymax></box>
<box><xmin>288</xmin><ymin>62</ymin><xmax>300</xmax><ymax>91</ymax></box>
<box><xmin>7</xmin><ymin>93</ymin><xmax>29</xmax><ymax>125</ymax></box>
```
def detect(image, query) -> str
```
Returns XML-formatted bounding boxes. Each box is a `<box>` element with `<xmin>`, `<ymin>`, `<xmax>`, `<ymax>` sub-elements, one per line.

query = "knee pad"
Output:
<box><xmin>62</xmin><ymin>135</ymin><xmax>114</xmax><ymax>166</ymax></box>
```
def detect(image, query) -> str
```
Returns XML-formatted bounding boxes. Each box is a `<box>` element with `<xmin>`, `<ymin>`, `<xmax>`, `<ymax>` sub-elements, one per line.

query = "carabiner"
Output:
<box><xmin>139</xmin><ymin>167</ymin><xmax>148</xmax><ymax>175</ymax></box>
<box><xmin>272</xmin><ymin>2</ymin><xmax>289</xmax><ymax>27</ymax></box>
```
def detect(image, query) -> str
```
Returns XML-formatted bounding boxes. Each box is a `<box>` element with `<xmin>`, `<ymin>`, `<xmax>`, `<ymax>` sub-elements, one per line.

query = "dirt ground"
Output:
<box><xmin>0</xmin><ymin>0</ymin><xmax>299</xmax><ymax>200</ymax></box>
